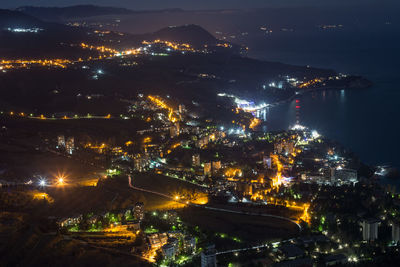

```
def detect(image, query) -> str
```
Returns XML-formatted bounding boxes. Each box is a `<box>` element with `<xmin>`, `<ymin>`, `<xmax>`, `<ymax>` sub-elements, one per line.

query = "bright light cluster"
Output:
<box><xmin>290</xmin><ymin>124</ymin><xmax>307</xmax><ymax>131</ymax></box>
<box><xmin>7</xmin><ymin>27</ymin><xmax>43</xmax><ymax>33</ymax></box>
<box><xmin>147</xmin><ymin>95</ymin><xmax>178</xmax><ymax>123</ymax></box>
<box><xmin>218</xmin><ymin>93</ymin><xmax>269</xmax><ymax>112</ymax></box>
<box><xmin>142</xmin><ymin>39</ymin><xmax>195</xmax><ymax>52</ymax></box>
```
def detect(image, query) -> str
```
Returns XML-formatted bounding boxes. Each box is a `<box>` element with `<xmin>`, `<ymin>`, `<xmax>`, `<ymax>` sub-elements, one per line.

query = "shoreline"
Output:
<box><xmin>268</xmin><ymin>78</ymin><xmax>373</xmax><ymax>108</ymax></box>
<box><xmin>261</xmin><ymin>81</ymin><xmax>400</xmax><ymax>187</ymax></box>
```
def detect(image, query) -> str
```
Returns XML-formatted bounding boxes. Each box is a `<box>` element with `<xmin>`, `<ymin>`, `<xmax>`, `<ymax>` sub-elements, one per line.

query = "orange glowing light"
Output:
<box><xmin>225</xmin><ymin>168</ymin><xmax>243</xmax><ymax>178</ymax></box>
<box><xmin>125</xmin><ymin>141</ymin><xmax>133</xmax><ymax>146</ymax></box>
<box><xmin>299</xmin><ymin>204</ymin><xmax>311</xmax><ymax>224</ymax></box>
<box><xmin>271</xmin><ymin>154</ymin><xmax>283</xmax><ymax>189</ymax></box>
<box><xmin>148</xmin><ymin>95</ymin><xmax>178</xmax><ymax>123</ymax></box>
<box><xmin>249</xmin><ymin>117</ymin><xmax>261</xmax><ymax>130</ymax></box>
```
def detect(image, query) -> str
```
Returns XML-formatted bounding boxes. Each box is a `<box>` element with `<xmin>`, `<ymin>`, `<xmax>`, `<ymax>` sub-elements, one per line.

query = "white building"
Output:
<box><xmin>361</xmin><ymin>218</ymin><xmax>380</xmax><ymax>241</ymax></box>
<box><xmin>201</xmin><ymin>246</ymin><xmax>217</xmax><ymax>267</ymax></box>
<box><xmin>392</xmin><ymin>223</ymin><xmax>400</xmax><ymax>243</ymax></box>
<box><xmin>162</xmin><ymin>242</ymin><xmax>176</xmax><ymax>259</ymax></box>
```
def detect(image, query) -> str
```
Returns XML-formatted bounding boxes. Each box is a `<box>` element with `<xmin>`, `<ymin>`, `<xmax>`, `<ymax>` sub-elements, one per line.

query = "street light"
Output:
<box><xmin>39</xmin><ymin>179</ymin><xmax>46</xmax><ymax>187</ymax></box>
<box><xmin>57</xmin><ymin>177</ymin><xmax>64</xmax><ymax>185</ymax></box>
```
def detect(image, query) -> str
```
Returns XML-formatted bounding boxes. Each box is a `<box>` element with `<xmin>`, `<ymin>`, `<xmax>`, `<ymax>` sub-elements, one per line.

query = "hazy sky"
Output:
<box><xmin>0</xmin><ymin>0</ymin><xmax>395</xmax><ymax>10</ymax></box>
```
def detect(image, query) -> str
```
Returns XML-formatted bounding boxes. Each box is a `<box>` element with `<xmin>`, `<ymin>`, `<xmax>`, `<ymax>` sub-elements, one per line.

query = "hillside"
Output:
<box><xmin>0</xmin><ymin>10</ymin><xmax>228</xmax><ymax>57</ymax></box>
<box><xmin>152</xmin><ymin>24</ymin><xmax>217</xmax><ymax>46</ymax></box>
<box><xmin>0</xmin><ymin>9</ymin><xmax>99</xmax><ymax>59</ymax></box>
<box><xmin>0</xmin><ymin>9</ymin><xmax>44</xmax><ymax>28</ymax></box>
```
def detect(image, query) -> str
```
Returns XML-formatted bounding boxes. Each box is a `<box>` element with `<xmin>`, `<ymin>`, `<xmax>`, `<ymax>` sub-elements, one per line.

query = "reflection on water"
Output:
<box><xmin>340</xmin><ymin>89</ymin><xmax>345</xmax><ymax>103</ymax></box>
<box><xmin>264</xmin><ymin>85</ymin><xmax>399</xmax><ymax>172</ymax></box>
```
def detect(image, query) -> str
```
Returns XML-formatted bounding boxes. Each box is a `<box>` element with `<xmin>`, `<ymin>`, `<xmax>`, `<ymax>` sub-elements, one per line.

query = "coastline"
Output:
<box><xmin>267</xmin><ymin>76</ymin><xmax>373</xmax><ymax>108</ymax></box>
<box><xmin>260</xmin><ymin>76</ymin><xmax>400</xmax><ymax>186</ymax></box>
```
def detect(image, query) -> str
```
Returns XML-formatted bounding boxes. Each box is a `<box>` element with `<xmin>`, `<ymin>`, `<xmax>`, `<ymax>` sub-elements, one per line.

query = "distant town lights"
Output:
<box><xmin>311</xmin><ymin>130</ymin><xmax>320</xmax><ymax>139</ymax></box>
<box><xmin>7</xmin><ymin>27</ymin><xmax>43</xmax><ymax>33</ymax></box>
<box><xmin>290</xmin><ymin>124</ymin><xmax>307</xmax><ymax>131</ymax></box>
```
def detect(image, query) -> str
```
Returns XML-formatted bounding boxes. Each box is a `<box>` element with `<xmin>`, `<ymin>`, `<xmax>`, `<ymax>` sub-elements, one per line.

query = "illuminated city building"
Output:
<box><xmin>57</xmin><ymin>135</ymin><xmax>65</xmax><ymax>148</ymax></box>
<box><xmin>66</xmin><ymin>137</ymin><xmax>74</xmax><ymax>154</ymax></box>
<box><xmin>192</xmin><ymin>154</ymin><xmax>201</xmax><ymax>167</ymax></box>
<box><xmin>331</xmin><ymin>168</ymin><xmax>358</xmax><ymax>186</ymax></box>
<box><xmin>134</xmin><ymin>157</ymin><xmax>150</xmax><ymax>172</ymax></box>
<box><xmin>178</xmin><ymin>104</ymin><xmax>186</xmax><ymax>114</ymax></box>
<box><xmin>211</xmin><ymin>161</ymin><xmax>221</xmax><ymax>174</ymax></box>
<box><xmin>57</xmin><ymin>215</ymin><xmax>83</xmax><ymax>228</ymax></box>
<box><xmin>236</xmin><ymin>182</ymin><xmax>253</xmax><ymax>196</ymax></box>
<box><xmin>196</xmin><ymin>137</ymin><xmax>209</xmax><ymax>148</ymax></box>
<box><xmin>285</xmin><ymin>142</ymin><xmax>295</xmax><ymax>155</ymax></box>
<box><xmin>170</xmin><ymin>123</ymin><xmax>180</xmax><ymax>138</ymax></box>
<box><xmin>148</xmin><ymin>233</ymin><xmax>168</xmax><ymax>250</ymax></box>
<box><xmin>263</xmin><ymin>156</ymin><xmax>272</xmax><ymax>168</ymax></box>
<box><xmin>183</xmin><ymin>236</ymin><xmax>196</xmax><ymax>253</ymax></box>
<box><xmin>274</xmin><ymin>141</ymin><xmax>295</xmax><ymax>155</ymax></box>
<box><xmin>166</xmin><ymin>237</ymin><xmax>179</xmax><ymax>256</ymax></box>
<box><xmin>204</xmin><ymin>162</ymin><xmax>212</xmax><ymax>177</ymax></box>
<box><xmin>300</xmin><ymin>168</ymin><xmax>358</xmax><ymax>187</ymax></box>
<box><xmin>134</xmin><ymin>202</ymin><xmax>145</xmax><ymax>221</ymax></box>
<box><xmin>126</xmin><ymin>220</ymin><xmax>140</xmax><ymax>231</ymax></box>
<box><xmin>275</xmin><ymin>142</ymin><xmax>284</xmax><ymax>154</ymax></box>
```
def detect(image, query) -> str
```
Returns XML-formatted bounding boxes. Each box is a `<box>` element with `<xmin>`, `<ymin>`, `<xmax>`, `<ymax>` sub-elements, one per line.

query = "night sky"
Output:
<box><xmin>0</xmin><ymin>0</ymin><xmax>394</xmax><ymax>10</ymax></box>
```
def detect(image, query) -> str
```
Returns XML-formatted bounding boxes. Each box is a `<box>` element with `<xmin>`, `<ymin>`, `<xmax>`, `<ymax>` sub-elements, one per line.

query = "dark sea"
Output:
<box><xmin>248</xmin><ymin>29</ymin><xmax>400</xmax><ymax>183</ymax></box>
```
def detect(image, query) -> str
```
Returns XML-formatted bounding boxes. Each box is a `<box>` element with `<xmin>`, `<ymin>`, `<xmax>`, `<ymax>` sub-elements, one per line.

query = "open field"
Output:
<box><xmin>178</xmin><ymin>206</ymin><xmax>299</xmax><ymax>244</ymax></box>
